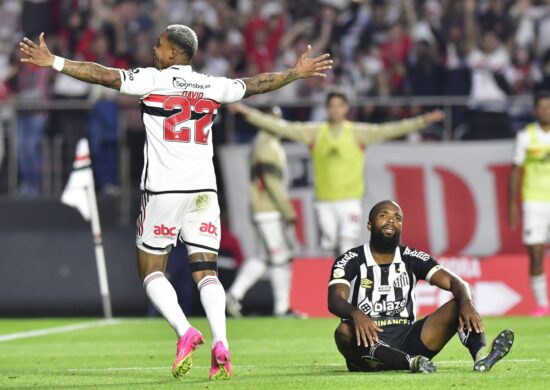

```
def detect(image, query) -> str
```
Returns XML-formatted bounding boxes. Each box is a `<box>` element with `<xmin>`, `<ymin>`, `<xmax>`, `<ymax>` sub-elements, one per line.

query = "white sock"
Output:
<box><xmin>198</xmin><ymin>276</ymin><xmax>228</xmax><ymax>348</ymax></box>
<box><xmin>143</xmin><ymin>272</ymin><xmax>191</xmax><ymax>337</ymax></box>
<box><xmin>270</xmin><ymin>263</ymin><xmax>292</xmax><ymax>315</ymax></box>
<box><xmin>531</xmin><ymin>274</ymin><xmax>549</xmax><ymax>307</ymax></box>
<box><xmin>229</xmin><ymin>257</ymin><xmax>266</xmax><ymax>300</ymax></box>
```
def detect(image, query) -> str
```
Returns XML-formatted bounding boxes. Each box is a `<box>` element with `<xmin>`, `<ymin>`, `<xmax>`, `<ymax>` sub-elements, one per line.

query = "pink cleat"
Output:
<box><xmin>531</xmin><ymin>306</ymin><xmax>550</xmax><ymax>317</ymax></box>
<box><xmin>209</xmin><ymin>341</ymin><xmax>232</xmax><ymax>380</ymax></box>
<box><xmin>172</xmin><ymin>327</ymin><xmax>204</xmax><ymax>378</ymax></box>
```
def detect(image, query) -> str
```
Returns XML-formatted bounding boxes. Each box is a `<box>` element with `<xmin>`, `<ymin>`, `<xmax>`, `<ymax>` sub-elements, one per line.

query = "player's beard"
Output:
<box><xmin>370</xmin><ymin>226</ymin><xmax>401</xmax><ymax>253</ymax></box>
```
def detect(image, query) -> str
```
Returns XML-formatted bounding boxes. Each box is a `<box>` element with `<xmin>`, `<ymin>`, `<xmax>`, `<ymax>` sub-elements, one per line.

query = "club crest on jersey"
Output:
<box><xmin>173</xmin><ymin>77</ymin><xmax>210</xmax><ymax>90</ymax></box>
<box><xmin>393</xmin><ymin>272</ymin><xmax>410</xmax><ymax>288</ymax></box>
<box><xmin>360</xmin><ymin>278</ymin><xmax>373</xmax><ymax>289</ymax></box>
<box><xmin>199</xmin><ymin>222</ymin><xmax>218</xmax><ymax>237</ymax></box>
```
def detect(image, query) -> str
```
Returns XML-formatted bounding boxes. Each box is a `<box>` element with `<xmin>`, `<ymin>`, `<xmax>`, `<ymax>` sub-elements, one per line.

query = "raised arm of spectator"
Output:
<box><xmin>311</xmin><ymin>7</ymin><xmax>336</xmax><ymax>54</ymax></box>
<box><xmin>464</xmin><ymin>0</ymin><xmax>477</xmax><ymax>52</ymax></box>
<box><xmin>229</xmin><ymin>103</ymin><xmax>319</xmax><ymax>145</ymax></box>
<box><xmin>241</xmin><ymin>45</ymin><xmax>332</xmax><ymax>98</ymax></box>
<box><xmin>402</xmin><ymin>0</ymin><xmax>417</xmax><ymax>32</ymax></box>
<box><xmin>352</xmin><ymin>110</ymin><xmax>445</xmax><ymax>145</ymax></box>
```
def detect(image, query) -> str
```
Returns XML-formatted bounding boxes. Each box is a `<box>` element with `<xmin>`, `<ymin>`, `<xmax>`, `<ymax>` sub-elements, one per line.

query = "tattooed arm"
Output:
<box><xmin>19</xmin><ymin>33</ymin><xmax>121</xmax><ymax>90</ymax></box>
<box><xmin>241</xmin><ymin>45</ymin><xmax>332</xmax><ymax>98</ymax></box>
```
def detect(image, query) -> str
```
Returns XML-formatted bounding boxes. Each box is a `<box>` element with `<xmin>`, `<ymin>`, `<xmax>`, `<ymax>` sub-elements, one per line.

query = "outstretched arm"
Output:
<box><xmin>241</xmin><ymin>45</ymin><xmax>332</xmax><ymax>98</ymax></box>
<box><xmin>19</xmin><ymin>33</ymin><xmax>121</xmax><ymax>90</ymax></box>
<box><xmin>353</xmin><ymin>110</ymin><xmax>445</xmax><ymax>145</ymax></box>
<box><xmin>229</xmin><ymin>103</ymin><xmax>319</xmax><ymax>144</ymax></box>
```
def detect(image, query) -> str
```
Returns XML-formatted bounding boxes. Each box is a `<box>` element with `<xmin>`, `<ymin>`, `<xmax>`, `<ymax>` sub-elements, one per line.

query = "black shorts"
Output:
<box><xmin>342</xmin><ymin>317</ymin><xmax>439</xmax><ymax>360</ymax></box>
<box><xmin>377</xmin><ymin>318</ymin><xmax>439</xmax><ymax>359</ymax></box>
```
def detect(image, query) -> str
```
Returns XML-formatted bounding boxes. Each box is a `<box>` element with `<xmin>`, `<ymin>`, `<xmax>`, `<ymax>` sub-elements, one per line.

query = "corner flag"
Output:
<box><xmin>62</xmin><ymin>139</ymin><xmax>113</xmax><ymax>319</ymax></box>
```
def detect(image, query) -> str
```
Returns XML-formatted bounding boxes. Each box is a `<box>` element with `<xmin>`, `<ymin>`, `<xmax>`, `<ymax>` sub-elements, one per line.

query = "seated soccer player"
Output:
<box><xmin>327</xmin><ymin>200</ymin><xmax>514</xmax><ymax>373</ymax></box>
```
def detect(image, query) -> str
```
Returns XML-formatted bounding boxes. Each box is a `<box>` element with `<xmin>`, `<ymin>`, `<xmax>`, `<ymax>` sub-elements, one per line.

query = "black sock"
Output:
<box><xmin>458</xmin><ymin>328</ymin><xmax>487</xmax><ymax>360</ymax></box>
<box><xmin>357</xmin><ymin>343</ymin><xmax>412</xmax><ymax>370</ymax></box>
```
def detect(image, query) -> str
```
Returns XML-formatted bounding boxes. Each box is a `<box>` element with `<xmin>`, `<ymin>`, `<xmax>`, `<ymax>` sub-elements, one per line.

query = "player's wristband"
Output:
<box><xmin>52</xmin><ymin>56</ymin><xmax>65</xmax><ymax>72</ymax></box>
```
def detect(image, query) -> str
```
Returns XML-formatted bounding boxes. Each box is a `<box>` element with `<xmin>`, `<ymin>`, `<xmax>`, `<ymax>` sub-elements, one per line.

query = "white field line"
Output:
<box><xmin>0</xmin><ymin>319</ymin><xmax>120</xmax><ymax>343</ymax></box>
<box><xmin>64</xmin><ymin>359</ymin><xmax>537</xmax><ymax>372</ymax></box>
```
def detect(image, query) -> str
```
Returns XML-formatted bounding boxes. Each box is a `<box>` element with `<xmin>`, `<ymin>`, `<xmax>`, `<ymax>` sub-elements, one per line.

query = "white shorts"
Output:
<box><xmin>522</xmin><ymin>201</ymin><xmax>550</xmax><ymax>245</ymax></box>
<box><xmin>136</xmin><ymin>191</ymin><xmax>220</xmax><ymax>255</ymax></box>
<box><xmin>253</xmin><ymin>211</ymin><xmax>295</xmax><ymax>265</ymax></box>
<box><xmin>315</xmin><ymin>199</ymin><xmax>362</xmax><ymax>251</ymax></box>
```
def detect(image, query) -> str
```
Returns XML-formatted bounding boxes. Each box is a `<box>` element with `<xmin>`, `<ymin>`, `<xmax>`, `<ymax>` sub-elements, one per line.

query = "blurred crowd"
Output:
<box><xmin>2</xmin><ymin>0</ymin><xmax>550</xmax><ymax>195</ymax></box>
<box><xmin>3</xmin><ymin>0</ymin><xmax>550</xmax><ymax>105</ymax></box>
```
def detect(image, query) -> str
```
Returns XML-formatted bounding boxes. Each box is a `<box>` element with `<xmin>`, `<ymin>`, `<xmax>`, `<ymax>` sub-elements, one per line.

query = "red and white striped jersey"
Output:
<box><xmin>118</xmin><ymin>65</ymin><xmax>246</xmax><ymax>192</ymax></box>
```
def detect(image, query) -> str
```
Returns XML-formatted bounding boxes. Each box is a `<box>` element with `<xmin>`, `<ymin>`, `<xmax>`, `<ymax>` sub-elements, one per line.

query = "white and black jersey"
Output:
<box><xmin>118</xmin><ymin>66</ymin><xmax>246</xmax><ymax>193</ymax></box>
<box><xmin>329</xmin><ymin>245</ymin><xmax>443</xmax><ymax>323</ymax></box>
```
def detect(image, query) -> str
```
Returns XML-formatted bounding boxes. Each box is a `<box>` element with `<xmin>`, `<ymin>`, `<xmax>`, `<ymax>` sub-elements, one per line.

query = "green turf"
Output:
<box><xmin>0</xmin><ymin>317</ymin><xmax>548</xmax><ymax>389</ymax></box>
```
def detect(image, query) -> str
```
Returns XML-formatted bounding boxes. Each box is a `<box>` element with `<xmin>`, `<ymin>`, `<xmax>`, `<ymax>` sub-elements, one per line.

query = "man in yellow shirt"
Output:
<box><xmin>230</xmin><ymin>92</ymin><xmax>444</xmax><ymax>255</ymax></box>
<box><xmin>509</xmin><ymin>91</ymin><xmax>550</xmax><ymax>317</ymax></box>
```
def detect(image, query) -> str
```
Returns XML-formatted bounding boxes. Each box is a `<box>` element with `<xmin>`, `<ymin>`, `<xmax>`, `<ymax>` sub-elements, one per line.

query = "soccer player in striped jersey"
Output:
<box><xmin>229</xmin><ymin>93</ymin><xmax>444</xmax><ymax>256</ymax></box>
<box><xmin>19</xmin><ymin>25</ymin><xmax>332</xmax><ymax>380</ymax></box>
<box><xmin>328</xmin><ymin>200</ymin><xmax>514</xmax><ymax>373</ymax></box>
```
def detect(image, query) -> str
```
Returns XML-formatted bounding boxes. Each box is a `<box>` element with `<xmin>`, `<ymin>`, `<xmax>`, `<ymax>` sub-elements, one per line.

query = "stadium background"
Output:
<box><xmin>0</xmin><ymin>0</ymin><xmax>549</xmax><ymax>319</ymax></box>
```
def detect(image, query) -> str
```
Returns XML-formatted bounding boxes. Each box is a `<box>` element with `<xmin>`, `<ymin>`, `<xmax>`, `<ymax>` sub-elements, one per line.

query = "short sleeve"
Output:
<box><xmin>328</xmin><ymin>250</ymin><xmax>361</xmax><ymax>288</ymax></box>
<box><xmin>512</xmin><ymin>131</ymin><xmax>528</xmax><ymax>166</ymax></box>
<box><xmin>217</xmin><ymin>78</ymin><xmax>246</xmax><ymax>103</ymax></box>
<box><xmin>119</xmin><ymin>67</ymin><xmax>158</xmax><ymax>96</ymax></box>
<box><xmin>404</xmin><ymin>247</ymin><xmax>443</xmax><ymax>284</ymax></box>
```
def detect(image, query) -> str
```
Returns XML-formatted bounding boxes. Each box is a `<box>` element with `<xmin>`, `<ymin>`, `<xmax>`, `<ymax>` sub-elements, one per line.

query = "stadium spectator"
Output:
<box><xmin>463</xmin><ymin>0</ymin><xmax>512</xmax><ymax>140</ymax></box>
<box><xmin>229</xmin><ymin>92</ymin><xmax>444</xmax><ymax>256</ymax></box>
<box><xmin>328</xmin><ymin>200</ymin><xmax>515</xmax><ymax>373</ymax></box>
<box><xmin>19</xmin><ymin>24</ymin><xmax>332</xmax><ymax>380</ymax></box>
<box><xmin>226</xmin><ymin>106</ymin><xmax>300</xmax><ymax>318</ymax></box>
<box><xmin>6</xmin><ymin>45</ymin><xmax>49</xmax><ymax>197</ymax></box>
<box><xmin>509</xmin><ymin>91</ymin><xmax>550</xmax><ymax>317</ymax></box>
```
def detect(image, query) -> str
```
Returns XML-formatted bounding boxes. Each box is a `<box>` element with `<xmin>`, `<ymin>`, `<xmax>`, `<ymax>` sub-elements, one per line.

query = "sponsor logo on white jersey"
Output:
<box><xmin>360</xmin><ymin>298</ymin><xmax>407</xmax><ymax>316</ymax></box>
<box><xmin>172</xmin><ymin>77</ymin><xmax>210</xmax><ymax>90</ymax></box>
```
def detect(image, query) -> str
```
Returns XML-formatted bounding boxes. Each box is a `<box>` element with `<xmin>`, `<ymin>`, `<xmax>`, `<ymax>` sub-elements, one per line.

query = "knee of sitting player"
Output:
<box><xmin>335</xmin><ymin>322</ymin><xmax>354</xmax><ymax>346</ymax></box>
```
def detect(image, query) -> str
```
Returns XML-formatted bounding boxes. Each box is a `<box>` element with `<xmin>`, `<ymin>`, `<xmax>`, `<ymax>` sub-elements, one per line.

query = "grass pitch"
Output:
<box><xmin>0</xmin><ymin>316</ymin><xmax>548</xmax><ymax>389</ymax></box>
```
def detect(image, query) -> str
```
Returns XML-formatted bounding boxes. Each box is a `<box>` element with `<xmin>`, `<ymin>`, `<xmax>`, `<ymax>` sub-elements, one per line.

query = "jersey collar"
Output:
<box><xmin>364</xmin><ymin>245</ymin><xmax>402</xmax><ymax>267</ymax></box>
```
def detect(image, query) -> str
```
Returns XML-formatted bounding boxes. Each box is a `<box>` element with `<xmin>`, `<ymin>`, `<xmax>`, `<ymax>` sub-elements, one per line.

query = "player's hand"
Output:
<box><xmin>294</xmin><ymin>45</ymin><xmax>333</xmax><ymax>79</ymax></box>
<box><xmin>422</xmin><ymin>109</ymin><xmax>445</xmax><ymax>125</ymax></box>
<box><xmin>458</xmin><ymin>299</ymin><xmax>484</xmax><ymax>334</ymax></box>
<box><xmin>351</xmin><ymin>310</ymin><xmax>383</xmax><ymax>347</ymax></box>
<box><xmin>19</xmin><ymin>33</ymin><xmax>55</xmax><ymax>68</ymax></box>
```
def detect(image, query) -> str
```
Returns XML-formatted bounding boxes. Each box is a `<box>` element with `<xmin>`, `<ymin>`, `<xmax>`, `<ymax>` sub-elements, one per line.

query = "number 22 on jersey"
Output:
<box><xmin>162</xmin><ymin>95</ymin><xmax>219</xmax><ymax>144</ymax></box>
